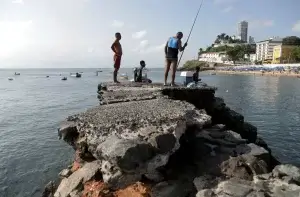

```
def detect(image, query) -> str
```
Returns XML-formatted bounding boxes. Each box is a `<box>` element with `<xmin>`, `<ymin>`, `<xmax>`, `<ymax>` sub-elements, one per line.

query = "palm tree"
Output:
<box><xmin>220</xmin><ymin>33</ymin><xmax>226</xmax><ymax>40</ymax></box>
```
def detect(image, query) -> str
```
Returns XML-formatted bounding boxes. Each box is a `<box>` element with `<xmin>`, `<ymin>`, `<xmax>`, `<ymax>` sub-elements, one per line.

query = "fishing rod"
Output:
<box><xmin>177</xmin><ymin>0</ymin><xmax>204</xmax><ymax>67</ymax></box>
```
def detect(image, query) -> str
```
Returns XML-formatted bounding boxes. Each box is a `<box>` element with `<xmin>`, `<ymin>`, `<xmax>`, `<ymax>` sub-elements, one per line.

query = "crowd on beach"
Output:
<box><xmin>216</xmin><ymin>65</ymin><xmax>300</xmax><ymax>77</ymax></box>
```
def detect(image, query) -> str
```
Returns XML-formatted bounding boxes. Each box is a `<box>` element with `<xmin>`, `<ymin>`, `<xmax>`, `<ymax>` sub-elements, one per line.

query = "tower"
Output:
<box><xmin>238</xmin><ymin>21</ymin><xmax>248</xmax><ymax>43</ymax></box>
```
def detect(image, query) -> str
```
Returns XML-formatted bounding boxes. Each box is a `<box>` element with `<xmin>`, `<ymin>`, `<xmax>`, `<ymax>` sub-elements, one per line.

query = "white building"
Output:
<box><xmin>238</xmin><ymin>21</ymin><xmax>248</xmax><ymax>43</ymax></box>
<box><xmin>256</xmin><ymin>37</ymin><xmax>282</xmax><ymax>61</ymax></box>
<box><xmin>244</xmin><ymin>54</ymin><xmax>257</xmax><ymax>62</ymax></box>
<box><xmin>199</xmin><ymin>52</ymin><xmax>228</xmax><ymax>63</ymax></box>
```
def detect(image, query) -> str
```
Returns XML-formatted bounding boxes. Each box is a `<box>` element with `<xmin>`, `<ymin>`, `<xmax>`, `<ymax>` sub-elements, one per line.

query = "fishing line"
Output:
<box><xmin>177</xmin><ymin>0</ymin><xmax>205</xmax><ymax>67</ymax></box>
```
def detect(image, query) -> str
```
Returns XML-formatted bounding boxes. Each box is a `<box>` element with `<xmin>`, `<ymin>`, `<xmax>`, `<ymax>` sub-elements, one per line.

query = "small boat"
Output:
<box><xmin>61</xmin><ymin>77</ymin><xmax>67</xmax><ymax>81</ymax></box>
<box><xmin>70</xmin><ymin>72</ymin><xmax>82</xmax><ymax>78</ymax></box>
<box><xmin>8</xmin><ymin>77</ymin><xmax>13</xmax><ymax>81</ymax></box>
<box><xmin>46</xmin><ymin>76</ymin><xmax>49</xmax><ymax>78</ymax></box>
<box><xmin>210</xmin><ymin>72</ymin><xmax>216</xmax><ymax>75</ymax></box>
<box><xmin>14</xmin><ymin>72</ymin><xmax>20</xmax><ymax>75</ymax></box>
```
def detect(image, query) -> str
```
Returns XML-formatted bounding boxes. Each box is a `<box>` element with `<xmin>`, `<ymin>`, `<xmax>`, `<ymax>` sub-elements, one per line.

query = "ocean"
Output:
<box><xmin>0</xmin><ymin>68</ymin><xmax>300</xmax><ymax>197</ymax></box>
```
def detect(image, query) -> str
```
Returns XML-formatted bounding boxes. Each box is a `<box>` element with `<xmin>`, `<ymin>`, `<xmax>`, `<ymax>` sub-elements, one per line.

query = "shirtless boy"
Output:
<box><xmin>111</xmin><ymin>32</ymin><xmax>122</xmax><ymax>83</ymax></box>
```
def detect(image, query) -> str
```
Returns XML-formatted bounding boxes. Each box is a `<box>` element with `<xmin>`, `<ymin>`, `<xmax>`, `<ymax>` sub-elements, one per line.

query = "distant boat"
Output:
<box><xmin>96</xmin><ymin>70</ymin><xmax>103</xmax><ymax>76</ymax></box>
<box><xmin>14</xmin><ymin>72</ymin><xmax>20</xmax><ymax>75</ymax></box>
<box><xmin>70</xmin><ymin>72</ymin><xmax>82</xmax><ymax>78</ymax></box>
<box><xmin>46</xmin><ymin>76</ymin><xmax>49</xmax><ymax>78</ymax></box>
<box><xmin>210</xmin><ymin>72</ymin><xmax>216</xmax><ymax>75</ymax></box>
<box><xmin>61</xmin><ymin>77</ymin><xmax>67</xmax><ymax>81</ymax></box>
<box><xmin>8</xmin><ymin>77</ymin><xmax>13</xmax><ymax>81</ymax></box>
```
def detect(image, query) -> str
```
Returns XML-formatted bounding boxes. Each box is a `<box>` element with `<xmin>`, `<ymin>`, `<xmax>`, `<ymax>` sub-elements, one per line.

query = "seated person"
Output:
<box><xmin>193</xmin><ymin>66</ymin><xmax>201</xmax><ymax>83</ymax></box>
<box><xmin>134</xmin><ymin>60</ymin><xmax>146</xmax><ymax>82</ymax></box>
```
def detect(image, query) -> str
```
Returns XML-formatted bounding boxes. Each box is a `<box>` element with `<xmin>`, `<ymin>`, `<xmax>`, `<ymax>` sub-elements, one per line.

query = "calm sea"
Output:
<box><xmin>0</xmin><ymin>68</ymin><xmax>300</xmax><ymax>197</ymax></box>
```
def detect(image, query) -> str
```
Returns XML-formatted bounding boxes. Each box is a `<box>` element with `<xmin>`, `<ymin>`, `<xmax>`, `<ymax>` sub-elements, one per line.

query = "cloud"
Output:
<box><xmin>213</xmin><ymin>0</ymin><xmax>237</xmax><ymax>5</ymax></box>
<box><xmin>133</xmin><ymin>40</ymin><xmax>164</xmax><ymax>54</ymax></box>
<box><xmin>87</xmin><ymin>47</ymin><xmax>95</xmax><ymax>53</ymax></box>
<box><xmin>132</xmin><ymin>30</ymin><xmax>147</xmax><ymax>39</ymax></box>
<box><xmin>222</xmin><ymin>6</ymin><xmax>233</xmax><ymax>13</ymax></box>
<box><xmin>292</xmin><ymin>20</ymin><xmax>300</xmax><ymax>32</ymax></box>
<box><xmin>145</xmin><ymin>44</ymin><xmax>165</xmax><ymax>53</ymax></box>
<box><xmin>249</xmin><ymin>20</ymin><xmax>274</xmax><ymax>28</ymax></box>
<box><xmin>111</xmin><ymin>20</ymin><xmax>124</xmax><ymax>28</ymax></box>
<box><xmin>12</xmin><ymin>0</ymin><xmax>24</xmax><ymax>4</ymax></box>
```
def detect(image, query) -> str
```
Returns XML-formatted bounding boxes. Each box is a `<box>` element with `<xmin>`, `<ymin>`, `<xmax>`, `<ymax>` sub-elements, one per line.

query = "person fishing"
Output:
<box><xmin>164</xmin><ymin>32</ymin><xmax>187</xmax><ymax>86</ymax></box>
<box><xmin>134</xmin><ymin>60</ymin><xmax>146</xmax><ymax>82</ymax></box>
<box><xmin>111</xmin><ymin>32</ymin><xmax>122</xmax><ymax>83</ymax></box>
<box><xmin>193</xmin><ymin>66</ymin><xmax>201</xmax><ymax>83</ymax></box>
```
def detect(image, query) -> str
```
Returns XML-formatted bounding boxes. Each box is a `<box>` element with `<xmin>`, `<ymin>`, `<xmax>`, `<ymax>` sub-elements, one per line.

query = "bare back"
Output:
<box><xmin>112</xmin><ymin>40</ymin><xmax>122</xmax><ymax>56</ymax></box>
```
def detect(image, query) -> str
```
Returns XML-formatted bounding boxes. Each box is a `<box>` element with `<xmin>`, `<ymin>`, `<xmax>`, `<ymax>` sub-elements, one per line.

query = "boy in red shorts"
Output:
<box><xmin>111</xmin><ymin>32</ymin><xmax>122</xmax><ymax>83</ymax></box>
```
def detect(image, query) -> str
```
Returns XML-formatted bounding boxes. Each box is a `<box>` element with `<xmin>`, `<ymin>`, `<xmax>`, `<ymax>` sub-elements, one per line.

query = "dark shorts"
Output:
<box><xmin>114</xmin><ymin>55</ymin><xmax>121</xmax><ymax>70</ymax></box>
<box><xmin>165</xmin><ymin>58</ymin><xmax>178</xmax><ymax>70</ymax></box>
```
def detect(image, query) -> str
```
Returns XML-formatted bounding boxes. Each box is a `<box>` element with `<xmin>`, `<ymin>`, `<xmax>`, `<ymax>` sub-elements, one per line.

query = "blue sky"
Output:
<box><xmin>0</xmin><ymin>0</ymin><xmax>299</xmax><ymax>68</ymax></box>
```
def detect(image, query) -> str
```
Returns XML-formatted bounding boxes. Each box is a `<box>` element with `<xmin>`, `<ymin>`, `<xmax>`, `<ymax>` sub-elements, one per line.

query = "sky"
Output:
<box><xmin>0</xmin><ymin>0</ymin><xmax>299</xmax><ymax>68</ymax></box>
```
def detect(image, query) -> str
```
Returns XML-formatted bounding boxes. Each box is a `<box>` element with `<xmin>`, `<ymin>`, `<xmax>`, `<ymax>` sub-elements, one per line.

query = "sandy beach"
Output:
<box><xmin>215</xmin><ymin>70</ymin><xmax>300</xmax><ymax>78</ymax></box>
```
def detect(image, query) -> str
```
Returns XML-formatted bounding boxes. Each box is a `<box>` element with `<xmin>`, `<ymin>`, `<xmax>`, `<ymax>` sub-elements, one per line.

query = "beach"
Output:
<box><xmin>215</xmin><ymin>70</ymin><xmax>300</xmax><ymax>77</ymax></box>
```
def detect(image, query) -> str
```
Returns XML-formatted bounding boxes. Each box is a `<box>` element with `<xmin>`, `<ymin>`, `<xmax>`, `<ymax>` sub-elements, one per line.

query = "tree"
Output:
<box><xmin>198</xmin><ymin>48</ymin><xmax>204</xmax><ymax>57</ymax></box>
<box><xmin>282</xmin><ymin>36</ymin><xmax>300</xmax><ymax>46</ymax></box>
<box><xmin>291</xmin><ymin>46</ymin><xmax>300</xmax><ymax>62</ymax></box>
<box><xmin>226</xmin><ymin>45</ymin><xmax>245</xmax><ymax>64</ymax></box>
<box><xmin>243</xmin><ymin>44</ymin><xmax>256</xmax><ymax>57</ymax></box>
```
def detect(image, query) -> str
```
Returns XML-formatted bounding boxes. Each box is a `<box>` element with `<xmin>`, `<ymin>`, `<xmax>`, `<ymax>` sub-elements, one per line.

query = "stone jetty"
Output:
<box><xmin>44</xmin><ymin>82</ymin><xmax>300</xmax><ymax>197</ymax></box>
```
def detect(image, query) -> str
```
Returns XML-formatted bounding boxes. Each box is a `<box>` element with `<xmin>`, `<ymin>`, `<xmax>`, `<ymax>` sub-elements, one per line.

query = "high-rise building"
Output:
<box><xmin>237</xmin><ymin>21</ymin><xmax>248</xmax><ymax>43</ymax></box>
<box><xmin>249</xmin><ymin>36</ymin><xmax>255</xmax><ymax>44</ymax></box>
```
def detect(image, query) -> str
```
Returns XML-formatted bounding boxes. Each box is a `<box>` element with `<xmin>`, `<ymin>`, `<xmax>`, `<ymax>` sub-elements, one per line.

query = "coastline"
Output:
<box><xmin>44</xmin><ymin>82</ymin><xmax>300</xmax><ymax>197</ymax></box>
<box><xmin>215</xmin><ymin>70</ymin><xmax>300</xmax><ymax>77</ymax></box>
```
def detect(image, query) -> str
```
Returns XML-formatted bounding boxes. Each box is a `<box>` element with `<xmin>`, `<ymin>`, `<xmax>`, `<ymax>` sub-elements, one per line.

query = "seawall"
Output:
<box><xmin>43</xmin><ymin>82</ymin><xmax>300</xmax><ymax>197</ymax></box>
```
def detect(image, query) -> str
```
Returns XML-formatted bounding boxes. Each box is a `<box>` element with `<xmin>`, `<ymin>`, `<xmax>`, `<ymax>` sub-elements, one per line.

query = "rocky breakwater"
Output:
<box><xmin>46</xmin><ymin>82</ymin><xmax>300</xmax><ymax>197</ymax></box>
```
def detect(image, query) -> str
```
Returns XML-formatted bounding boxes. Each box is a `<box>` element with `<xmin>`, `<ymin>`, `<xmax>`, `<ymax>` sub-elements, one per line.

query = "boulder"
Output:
<box><xmin>272</xmin><ymin>164</ymin><xmax>300</xmax><ymax>185</ymax></box>
<box><xmin>59</xmin><ymin>169</ymin><xmax>72</xmax><ymax>178</ymax></box>
<box><xmin>54</xmin><ymin>161</ymin><xmax>102</xmax><ymax>197</ymax></box>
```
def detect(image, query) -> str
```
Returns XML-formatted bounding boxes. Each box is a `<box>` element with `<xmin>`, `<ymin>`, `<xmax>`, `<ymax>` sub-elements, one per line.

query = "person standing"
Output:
<box><xmin>164</xmin><ymin>32</ymin><xmax>187</xmax><ymax>86</ymax></box>
<box><xmin>111</xmin><ymin>32</ymin><xmax>122</xmax><ymax>83</ymax></box>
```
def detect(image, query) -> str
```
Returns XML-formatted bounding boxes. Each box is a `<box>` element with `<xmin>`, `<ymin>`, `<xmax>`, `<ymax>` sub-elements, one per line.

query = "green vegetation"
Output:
<box><xmin>178</xmin><ymin>60</ymin><xmax>207</xmax><ymax>71</ymax></box>
<box><xmin>282</xmin><ymin>36</ymin><xmax>300</xmax><ymax>46</ymax></box>
<box><xmin>291</xmin><ymin>46</ymin><xmax>300</xmax><ymax>62</ymax></box>
<box><xmin>178</xmin><ymin>60</ymin><xmax>221</xmax><ymax>71</ymax></box>
<box><xmin>282</xmin><ymin>36</ymin><xmax>300</xmax><ymax>62</ymax></box>
<box><xmin>214</xmin><ymin>33</ymin><xmax>245</xmax><ymax>44</ymax></box>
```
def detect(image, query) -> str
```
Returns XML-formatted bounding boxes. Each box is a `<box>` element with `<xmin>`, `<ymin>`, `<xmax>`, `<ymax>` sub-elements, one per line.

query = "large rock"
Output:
<box><xmin>54</xmin><ymin>83</ymin><xmax>280</xmax><ymax>197</ymax></box>
<box><xmin>58</xmin><ymin>97</ymin><xmax>211</xmax><ymax>189</ymax></box>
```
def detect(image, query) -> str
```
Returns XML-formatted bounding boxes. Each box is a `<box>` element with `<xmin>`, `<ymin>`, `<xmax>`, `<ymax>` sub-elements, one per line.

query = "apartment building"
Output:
<box><xmin>256</xmin><ymin>37</ymin><xmax>282</xmax><ymax>61</ymax></box>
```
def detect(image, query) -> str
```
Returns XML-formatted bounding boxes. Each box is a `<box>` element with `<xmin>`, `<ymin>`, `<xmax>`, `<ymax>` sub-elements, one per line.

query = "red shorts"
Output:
<box><xmin>114</xmin><ymin>55</ymin><xmax>121</xmax><ymax>70</ymax></box>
